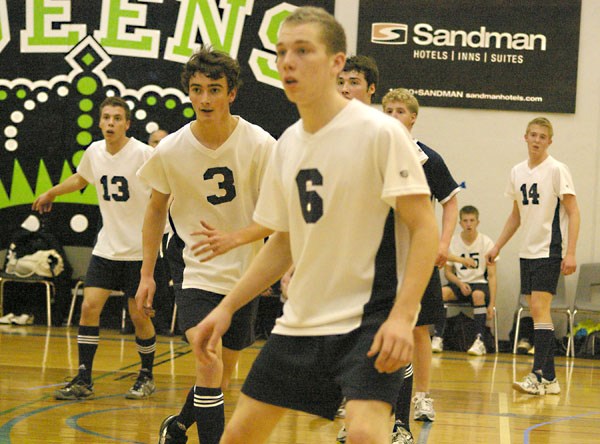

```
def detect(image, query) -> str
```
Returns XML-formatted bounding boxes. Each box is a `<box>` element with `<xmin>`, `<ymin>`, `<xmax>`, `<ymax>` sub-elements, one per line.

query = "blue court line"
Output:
<box><xmin>416</xmin><ymin>421</ymin><xmax>433</xmax><ymax>444</ymax></box>
<box><xmin>0</xmin><ymin>345</ymin><xmax>191</xmax><ymax>416</ymax></box>
<box><xmin>66</xmin><ymin>406</ymin><xmax>150</xmax><ymax>443</ymax></box>
<box><xmin>524</xmin><ymin>411</ymin><xmax>600</xmax><ymax>443</ymax></box>
<box><xmin>0</xmin><ymin>393</ymin><xmax>182</xmax><ymax>443</ymax></box>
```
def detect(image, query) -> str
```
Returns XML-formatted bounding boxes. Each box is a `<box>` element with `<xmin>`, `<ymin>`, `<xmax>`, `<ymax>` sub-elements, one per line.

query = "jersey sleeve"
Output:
<box><xmin>380</xmin><ymin>123</ymin><xmax>430</xmax><ymax>207</ymax></box>
<box><xmin>136</xmin><ymin>149</ymin><xmax>171</xmax><ymax>194</ymax></box>
<box><xmin>504</xmin><ymin>166</ymin><xmax>518</xmax><ymax>201</ymax></box>
<box><xmin>424</xmin><ymin>151</ymin><xmax>460</xmax><ymax>204</ymax></box>
<box><xmin>253</xmin><ymin>143</ymin><xmax>289</xmax><ymax>232</ymax></box>
<box><xmin>553</xmin><ymin>162</ymin><xmax>576</xmax><ymax>198</ymax></box>
<box><xmin>255</xmin><ymin>134</ymin><xmax>277</xmax><ymax>190</ymax></box>
<box><xmin>76</xmin><ymin>147</ymin><xmax>94</xmax><ymax>183</ymax></box>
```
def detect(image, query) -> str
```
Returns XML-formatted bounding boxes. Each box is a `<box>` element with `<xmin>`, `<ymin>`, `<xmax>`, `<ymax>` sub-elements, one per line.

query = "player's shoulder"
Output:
<box><xmin>236</xmin><ymin>116</ymin><xmax>276</xmax><ymax>144</ymax></box>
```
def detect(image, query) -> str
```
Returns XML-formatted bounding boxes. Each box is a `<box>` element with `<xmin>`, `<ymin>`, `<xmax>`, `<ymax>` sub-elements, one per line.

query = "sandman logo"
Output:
<box><xmin>371</xmin><ymin>23</ymin><xmax>408</xmax><ymax>45</ymax></box>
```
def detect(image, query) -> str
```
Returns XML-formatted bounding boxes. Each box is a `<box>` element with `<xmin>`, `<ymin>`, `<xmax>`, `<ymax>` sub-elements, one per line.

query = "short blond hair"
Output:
<box><xmin>283</xmin><ymin>6</ymin><xmax>346</xmax><ymax>55</ymax></box>
<box><xmin>381</xmin><ymin>88</ymin><xmax>419</xmax><ymax>115</ymax></box>
<box><xmin>526</xmin><ymin>117</ymin><xmax>553</xmax><ymax>138</ymax></box>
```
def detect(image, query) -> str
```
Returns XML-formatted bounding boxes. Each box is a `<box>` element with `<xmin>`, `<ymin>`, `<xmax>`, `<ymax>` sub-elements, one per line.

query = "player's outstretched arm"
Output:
<box><xmin>487</xmin><ymin>262</ymin><xmax>497</xmax><ymax>319</ymax></box>
<box><xmin>368</xmin><ymin>193</ymin><xmax>438</xmax><ymax>374</ymax></box>
<box><xmin>193</xmin><ymin>231</ymin><xmax>292</xmax><ymax>365</ymax></box>
<box><xmin>436</xmin><ymin>195</ymin><xmax>458</xmax><ymax>268</ymax></box>
<box><xmin>191</xmin><ymin>221</ymin><xmax>274</xmax><ymax>261</ymax></box>
<box><xmin>486</xmin><ymin>201</ymin><xmax>520</xmax><ymax>265</ymax></box>
<box><xmin>136</xmin><ymin>189</ymin><xmax>170</xmax><ymax>318</ymax></box>
<box><xmin>561</xmin><ymin>193</ymin><xmax>580</xmax><ymax>276</ymax></box>
<box><xmin>32</xmin><ymin>173</ymin><xmax>88</xmax><ymax>214</ymax></box>
<box><xmin>448</xmin><ymin>253</ymin><xmax>476</xmax><ymax>269</ymax></box>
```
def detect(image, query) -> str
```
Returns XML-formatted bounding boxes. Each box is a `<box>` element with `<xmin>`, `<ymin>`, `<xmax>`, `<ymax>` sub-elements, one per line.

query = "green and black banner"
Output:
<box><xmin>0</xmin><ymin>0</ymin><xmax>332</xmax><ymax>248</ymax></box>
<box><xmin>358</xmin><ymin>0</ymin><xmax>581</xmax><ymax>113</ymax></box>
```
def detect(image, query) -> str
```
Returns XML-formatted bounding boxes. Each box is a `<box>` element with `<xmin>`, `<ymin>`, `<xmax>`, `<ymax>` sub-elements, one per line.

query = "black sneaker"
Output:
<box><xmin>55</xmin><ymin>375</ymin><xmax>94</xmax><ymax>400</ymax></box>
<box><xmin>126</xmin><ymin>371</ymin><xmax>156</xmax><ymax>399</ymax></box>
<box><xmin>158</xmin><ymin>415</ymin><xmax>188</xmax><ymax>444</ymax></box>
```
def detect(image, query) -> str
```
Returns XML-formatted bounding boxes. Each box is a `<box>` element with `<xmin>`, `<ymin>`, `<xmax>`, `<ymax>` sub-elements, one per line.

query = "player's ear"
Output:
<box><xmin>228</xmin><ymin>88</ymin><xmax>237</xmax><ymax>104</ymax></box>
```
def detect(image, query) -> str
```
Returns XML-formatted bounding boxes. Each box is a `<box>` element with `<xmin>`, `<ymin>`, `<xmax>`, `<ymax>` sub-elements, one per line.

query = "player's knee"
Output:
<box><xmin>472</xmin><ymin>290</ymin><xmax>485</xmax><ymax>305</ymax></box>
<box><xmin>345</xmin><ymin>422</ymin><xmax>384</xmax><ymax>444</ymax></box>
<box><xmin>441</xmin><ymin>287</ymin><xmax>455</xmax><ymax>301</ymax></box>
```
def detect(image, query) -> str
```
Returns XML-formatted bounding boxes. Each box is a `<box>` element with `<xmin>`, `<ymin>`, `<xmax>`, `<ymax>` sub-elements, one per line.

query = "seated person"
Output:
<box><xmin>433</xmin><ymin>205</ymin><xmax>497</xmax><ymax>355</ymax></box>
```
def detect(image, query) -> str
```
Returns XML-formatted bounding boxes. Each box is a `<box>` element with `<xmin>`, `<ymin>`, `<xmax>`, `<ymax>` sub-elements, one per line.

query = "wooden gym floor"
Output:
<box><xmin>0</xmin><ymin>325</ymin><xmax>599</xmax><ymax>443</ymax></box>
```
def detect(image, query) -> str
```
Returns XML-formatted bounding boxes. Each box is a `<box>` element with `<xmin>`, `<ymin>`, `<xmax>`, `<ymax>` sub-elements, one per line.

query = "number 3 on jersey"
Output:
<box><xmin>520</xmin><ymin>183</ymin><xmax>539</xmax><ymax>205</ymax></box>
<box><xmin>296</xmin><ymin>169</ymin><xmax>323</xmax><ymax>223</ymax></box>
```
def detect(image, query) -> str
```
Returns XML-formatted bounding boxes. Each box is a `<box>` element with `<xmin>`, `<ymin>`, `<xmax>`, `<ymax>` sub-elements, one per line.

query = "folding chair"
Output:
<box><xmin>0</xmin><ymin>272</ymin><xmax>55</xmax><ymax>327</ymax></box>
<box><xmin>444</xmin><ymin>300</ymin><xmax>499</xmax><ymax>353</ymax></box>
<box><xmin>570</xmin><ymin>263</ymin><xmax>600</xmax><ymax>357</ymax></box>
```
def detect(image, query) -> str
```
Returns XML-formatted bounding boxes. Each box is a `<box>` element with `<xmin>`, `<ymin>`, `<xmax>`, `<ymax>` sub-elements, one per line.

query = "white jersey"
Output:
<box><xmin>254</xmin><ymin>99</ymin><xmax>430</xmax><ymax>336</ymax></box>
<box><xmin>447</xmin><ymin>233</ymin><xmax>495</xmax><ymax>283</ymax></box>
<box><xmin>77</xmin><ymin>137</ymin><xmax>152</xmax><ymax>260</ymax></box>
<box><xmin>137</xmin><ymin>118</ymin><xmax>275</xmax><ymax>294</ymax></box>
<box><xmin>505</xmin><ymin>155</ymin><xmax>576</xmax><ymax>259</ymax></box>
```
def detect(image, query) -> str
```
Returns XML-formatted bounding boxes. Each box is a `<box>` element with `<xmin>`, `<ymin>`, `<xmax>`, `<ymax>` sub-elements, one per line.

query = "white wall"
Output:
<box><xmin>336</xmin><ymin>0</ymin><xmax>600</xmax><ymax>339</ymax></box>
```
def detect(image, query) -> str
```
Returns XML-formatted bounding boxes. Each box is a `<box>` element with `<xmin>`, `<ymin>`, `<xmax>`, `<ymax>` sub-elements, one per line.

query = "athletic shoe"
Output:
<box><xmin>336</xmin><ymin>398</ymin><xmax>346</xmax><ymax>418</ymax></box>
<box><xmin>542</xmin><ymin>377</ymin><xmax>561</xmax><ymax>395</ymax></box>
<box><xmin>391</xmin><ymin>420</ymin><xmax>414</xmax><ymax>444</ymax></box>
<box><xmin>467</xmin><ymin>337</ymin><xmax>486</xmax><ymax>356</ymax></box>
<box><xmin>413</xmin><ymin>394</ymin><xmax>435</xmax><ymax>421</ymax></box>
<box><xmin>517</xmin><ymin>338</ymin><xmax>532</xmax><ymax>354</ymax></box>
<box><xmin>431</xmin><ymin>336</ymin><xmax>443</xmax><ymax>353</ymax></box>
<box><xmin>54</xmin><ymin>375</ymin><xmax>94</xmax><ymax>400</ymax></box>
<box><xmin>11</xmin><ymin>314</ymin><xmax>34</xmax><ymax>325</ymax></box>
<box><xmin>126</xmin><ymin>372</ymin><xmax>156</xmax><ymax>399</ymax></box>
<box><xmin>336</xmin><ymin>425</ymin><xmax>347</xmax><ymax>444</ymax></box>
<box><xmin>513</xmin><ymin>373</ymin><xmax>545</xmax><ymax>395</ymax></box>
<box><xmin>158</xmin><ymin>415</ymin><xmax>188</xmax><ymax>444</ymax></box>
<box><xmin>0</xmin><ymin>313</ymin><xmax>15</xmax><ymax>324</ymax></box>
<box><xmin>528</xmin><ymin>346</ymin><xmax>535</xmax><ymax>355</ymax></box>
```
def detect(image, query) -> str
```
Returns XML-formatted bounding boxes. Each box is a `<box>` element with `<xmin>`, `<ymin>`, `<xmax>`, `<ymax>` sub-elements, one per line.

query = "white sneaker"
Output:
<box><xmin>336</xmin><ymin>398</ymin><xmax>346</xmax><ymax>418</ymax></box>
<box><xmin>413</xmin><ymin>394</ymin><xmax>435</xmax><ymax>421</ymax></box>
<box><xmin>528</xmin><ymin>345</ymin><xmax>535</xmax><ymax>355</ymax></box>
<box><xmin>517</xmin><ymin>338</ymin><xmax>532</xmax><ymax>354</ymax></box>
<box><xmin>431</xmin><ymin>336</ymin><xmax>443</xmax><ymax>353</ymax></box>
<box><xmin>513</xmin><ymin>373</ymin><xmax>545</xmax><ymax>395</ymax></box>
<box><xmin>0</xmin><ymin>313</ymin><xmax>15</xmax><ymax>324</ymax></box>
<box><xmin>467</xmin><ymin>337</ymin><xmax>486</xmax><ymax>356</ymax></box>
<box><xmin>11</xmin><ymin>314</ymin><xmax>34</xmax><ymax>325</ymax></box>
<box><xmin>336</xmin><ymin>425</ymin><xmax>347</xmax><ymax>444</ymax></box>
<box><xmin>542</xmin><ymin>377</ymin><xmax>561</xmax><ymax>395</ymax></box>
<box><xmin>391</xmin><ymin>420</ymin><xmax>414</xmax><ymax>444</ymax></box>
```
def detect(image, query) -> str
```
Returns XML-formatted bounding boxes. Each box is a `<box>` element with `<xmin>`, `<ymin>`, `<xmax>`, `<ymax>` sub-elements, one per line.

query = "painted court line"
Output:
<box><xmin>498</xmin><ymin>392</ymin><xmax>511</xmax><ymax>444</ymax></box>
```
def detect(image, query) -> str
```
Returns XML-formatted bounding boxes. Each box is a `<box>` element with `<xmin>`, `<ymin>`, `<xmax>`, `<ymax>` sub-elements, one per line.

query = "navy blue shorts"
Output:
<box><xmin>445</xmin><ymin>282</ymin><xmax>490</xmax><ymax>305</ymax></box>
<box><xmin>175</xmin><ymin>288</ymin><xmax>258</xmax><ymax>351</ymax></box>
<box><xmin>241</xmin><ymin>312</ymin><xmax>404</xmax><ymax>420</ymax></box>
<box><xmin>416</xmin><ymin>268</ymin><xmax>444</xmax><ymax>326</ymax></box>
<box><xmin>520</xmin><ymin>258</ymin><xmax>561</xmax><ymax>295</ymax></box>
<box><xmin>85</xmin><ymin>255</ymin><xmax>142</xmax><ymax>298</ymax></box>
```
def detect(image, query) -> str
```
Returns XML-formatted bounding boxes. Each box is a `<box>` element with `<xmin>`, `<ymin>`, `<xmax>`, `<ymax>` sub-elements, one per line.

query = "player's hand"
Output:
<box><xmin>487</xmin><ymin>305</ymin><xmax>495</xmax><ymax>320</ymax></box>
<box><xmin>32</xmin><ymin>192</ymin><xmax>55</xmax><ymax>214</ymax></box>
<box><xmin>190</xmin><ymin>220</ymin><xmax>238</xmax><ymax>262</ymax></box>
<box><xmin>135</xmin><ymin>277</ymin><xmax>156</xmax><ymax>319</ymax></box>
<box><xmin>561</xmin><ymin>254</ymin><xmax>577</xmax><ymax>276</ymax></box>
<box><xmin>459</xmin><ymin>282</ymin><xmax>472</xmax><ymax>296</ymax></box>
<box><xmin>192</xmin><ymin>307</ymin><xmax>232</xmax><ymax>365</ymax></box>
<box><xmin>485</xmin><ymin>246</ymin><xmax>499</xmax><ymax>265</ymax></box>
<box><xmin>367</xmin><ymin>317</ymin><xmax>413</xmax><ymax>374</ymax></box>
<box><xmin>462</xmin><ymin>257</ymin><xmax>477</xmax><ymax>268</ymax></box>
<box><xmin>435</xmin><ymin>247</ymin><xmax>448</xmax><ymax>268</ymax></box>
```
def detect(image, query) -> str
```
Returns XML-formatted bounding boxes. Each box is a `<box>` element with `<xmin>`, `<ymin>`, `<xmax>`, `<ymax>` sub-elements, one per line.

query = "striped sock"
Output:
<box><xmin>533</xmin><ymin>322</ymin><xmax>555</xmax><ymax>380</ymax></box>
<box><xmin>77</xmin><ymin>325</ymin><xmax>99</xmax><ymax>383</ymax></box>
<box><xmin>136</xmin><ymin>335</ymin><xmax>156</xmax><ymax>376</ymax></box>
<box><xmin>395</xmin><ymin>363</ymin><xmax>413</xmax><ymax>430</ymax></box>
<box><xmin>193</xmin><ymin>386</ymin><xmax>225</xmax><ymax>444</ymax></box>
